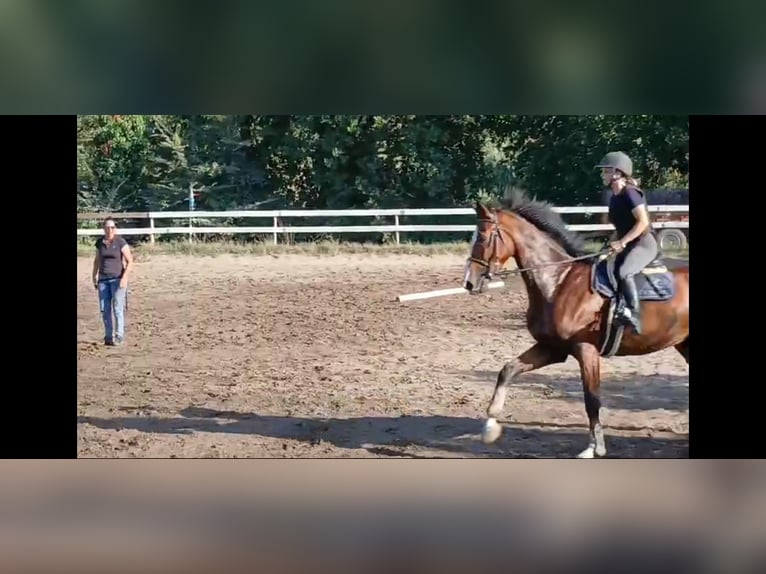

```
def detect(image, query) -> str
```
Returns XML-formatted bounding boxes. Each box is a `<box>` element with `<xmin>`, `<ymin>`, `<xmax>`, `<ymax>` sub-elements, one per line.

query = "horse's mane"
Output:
<box><xmin>488</xmin><ymin>188</ymin><xmax>589</xmax><ymax>258</ymax></box>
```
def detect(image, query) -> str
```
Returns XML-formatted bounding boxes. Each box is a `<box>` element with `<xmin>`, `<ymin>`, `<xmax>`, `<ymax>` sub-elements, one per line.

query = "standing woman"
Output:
<box><xmin>595</xmin><ymin>151</ymin><xmax>658</xmax><ymax>334</ymax></box>
<box><xmin>92</xmin><ymin>217</ymin><xmax>133</xmax><ymax>345</ymax></box>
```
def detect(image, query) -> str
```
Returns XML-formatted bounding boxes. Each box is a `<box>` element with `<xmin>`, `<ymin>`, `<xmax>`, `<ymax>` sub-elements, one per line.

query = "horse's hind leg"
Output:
<box><xmin>482</xmin><ymin>343</ymin><xmax>568</xmax><ymax>444</ymax></box>
<box><xmin>675</xmin><ymin>338</ymin><xmax>689</xmax><ymax>364</ymax></box>
<box><xmin>571</xmin><ymin>342</ymin><xmax>606</xmax><ymax>458</ymax></box>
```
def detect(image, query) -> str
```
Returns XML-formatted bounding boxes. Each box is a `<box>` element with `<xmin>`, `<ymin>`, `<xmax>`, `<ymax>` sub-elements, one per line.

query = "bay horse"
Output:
<box><xmin>462</xmin><ymin>191</ymin><xmax>689</xmax><ymax>458</ymax></box>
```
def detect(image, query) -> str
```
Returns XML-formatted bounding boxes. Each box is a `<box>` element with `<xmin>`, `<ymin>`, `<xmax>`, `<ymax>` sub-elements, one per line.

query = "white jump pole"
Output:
<box><xmin>397</xmin><ymin>280</ymin><xmax>506</xmax><ymax>303</ymax></box>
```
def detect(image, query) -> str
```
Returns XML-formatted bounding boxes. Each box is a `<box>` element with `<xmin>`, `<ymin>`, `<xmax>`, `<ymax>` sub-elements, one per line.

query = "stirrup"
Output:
<box><xmin>618</xmin><ymin>310</ymin><xmax>641</xmax><ymax>333</ymax></box>
<box><xmin>614</xmin><ymin>305</ymin><xmax>639</xmax><ymax>329</ymax></box>
<box><xmin>615</xmin><ymin>308</ymin><xmax>632</xmax><ymax>323</ymax></box>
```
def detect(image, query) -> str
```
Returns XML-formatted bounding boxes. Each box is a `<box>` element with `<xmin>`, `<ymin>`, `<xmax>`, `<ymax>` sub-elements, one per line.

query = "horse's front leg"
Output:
<box><xmin>571</xmin><ymin>342</ymin><xmax>606</xmax><ymax>458</ymax></box>
<box><xmin>482</xmin><ymin>343</ymin><xmax>568</xmax><ymax>444</ymax></box>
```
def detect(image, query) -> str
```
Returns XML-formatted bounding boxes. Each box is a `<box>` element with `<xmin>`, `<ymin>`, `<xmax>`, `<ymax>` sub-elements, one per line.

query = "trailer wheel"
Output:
<box><xmin>657</xmin><ymin>228</ymin><xmax>687</xmax><ymax>251</ymax></box>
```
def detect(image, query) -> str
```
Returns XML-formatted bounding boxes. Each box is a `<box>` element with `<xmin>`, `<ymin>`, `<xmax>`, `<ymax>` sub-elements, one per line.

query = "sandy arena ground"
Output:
<box><xmin>77</xmin><ymin>252</ymin><xmax>689</xmax><ymax>458</ymax></box>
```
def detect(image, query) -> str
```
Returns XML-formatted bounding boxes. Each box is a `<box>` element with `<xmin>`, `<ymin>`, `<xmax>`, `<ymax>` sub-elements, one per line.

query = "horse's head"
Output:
<box><xmin>463</xmin><ymin>201</ymin><xmax>516</xmax><ymax>293</ymax></box>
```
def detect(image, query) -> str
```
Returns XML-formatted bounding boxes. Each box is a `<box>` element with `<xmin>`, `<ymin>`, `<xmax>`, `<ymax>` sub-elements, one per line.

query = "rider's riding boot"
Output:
<box><xmin>618</xmin><ymin>275</ymin><xmax>642</xmax><ymax>334</ymax></box>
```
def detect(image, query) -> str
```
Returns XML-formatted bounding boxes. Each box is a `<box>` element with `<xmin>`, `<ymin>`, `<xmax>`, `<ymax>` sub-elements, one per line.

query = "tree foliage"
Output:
<box><xmin>485</xmin><ymin>115</ymin><xmax>689</xmax><ymax>204</ymax></box>
<box><xmin>77</xmin><ymin>114</ymin><xmax>688</xmax><ymax>216</ymax></box>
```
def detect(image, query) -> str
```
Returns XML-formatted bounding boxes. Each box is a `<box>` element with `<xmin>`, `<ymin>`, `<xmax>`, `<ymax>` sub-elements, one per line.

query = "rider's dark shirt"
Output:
<box><xmin>608</xmin><ymin>186</ymin><xmax>646</xmax><ymax>239</ymax></box>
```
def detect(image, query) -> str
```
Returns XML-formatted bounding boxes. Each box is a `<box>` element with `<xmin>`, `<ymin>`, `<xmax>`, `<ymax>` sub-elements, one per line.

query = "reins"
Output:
<box><xmin>494</xmin><ymin>249</ymin><xmax>610</xmax><ymax>277</ymax></box>
<box><xmin>470</xmin><ymin>214</ymin><xmax>612</xmax><ymax>279</ymax></box>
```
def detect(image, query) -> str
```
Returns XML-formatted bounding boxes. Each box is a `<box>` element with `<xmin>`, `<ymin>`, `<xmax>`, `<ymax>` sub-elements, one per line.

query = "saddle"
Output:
<box><xmin>591</xmin><ymin>253</ymin><xmax>675</xmax><ymax>302</ymax></box>
<box><xmin>591</xmin><ymin>253</ymin><xmax>676</xmax><ymax>358</ymax></box>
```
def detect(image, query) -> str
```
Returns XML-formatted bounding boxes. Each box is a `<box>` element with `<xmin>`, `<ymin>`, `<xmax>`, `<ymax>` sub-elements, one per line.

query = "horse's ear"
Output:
<box><xmin>474</xmin><ymin>200</ymin><xmax>486</xmax><ymax>215</ymax></box>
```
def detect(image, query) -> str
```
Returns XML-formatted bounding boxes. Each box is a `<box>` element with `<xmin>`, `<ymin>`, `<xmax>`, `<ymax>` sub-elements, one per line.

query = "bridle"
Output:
<box><xmin>468</xmin><ymin>212</ymin><xmax>508</xmax><ymax>278</ymax></box>
<box><xmin>468</xmin><ymin>211</ymin><xmax>610</xmax><ymax>280</ymax></box>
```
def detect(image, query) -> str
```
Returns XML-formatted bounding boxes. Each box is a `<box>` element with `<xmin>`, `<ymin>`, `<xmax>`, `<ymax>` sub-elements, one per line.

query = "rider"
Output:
<box><xmin>595</xmin><ymin>151</ymin><xmax>658</xmax><ymax>334</ymax></box>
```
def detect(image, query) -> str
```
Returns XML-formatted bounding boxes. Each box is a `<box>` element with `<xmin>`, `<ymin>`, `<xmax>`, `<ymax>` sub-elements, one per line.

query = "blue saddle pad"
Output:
<box><xmin>592</xmin><ymin>258</ymin><xmax>675</xmax><ymax>302</ymax></box>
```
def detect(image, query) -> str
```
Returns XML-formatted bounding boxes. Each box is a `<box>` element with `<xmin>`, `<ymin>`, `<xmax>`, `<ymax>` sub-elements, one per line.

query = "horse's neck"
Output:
<box><xmin>508</xmin><ymin>220</ymin><xmax>573</xmax><ymax>303</ymax></box>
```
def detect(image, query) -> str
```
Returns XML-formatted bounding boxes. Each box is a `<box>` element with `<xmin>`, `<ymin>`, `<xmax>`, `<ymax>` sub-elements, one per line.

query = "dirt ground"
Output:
<box><xmin>77</xmin><ymin>252</ymin><xmax>689</xmax><ymax>458</ymax></box>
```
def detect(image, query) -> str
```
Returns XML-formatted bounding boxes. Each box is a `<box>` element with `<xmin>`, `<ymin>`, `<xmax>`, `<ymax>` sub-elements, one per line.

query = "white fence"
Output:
<box><xmin>76</xmin><ymin>205</ymin><xmax>689</xmax><ymax>245</ymax></box>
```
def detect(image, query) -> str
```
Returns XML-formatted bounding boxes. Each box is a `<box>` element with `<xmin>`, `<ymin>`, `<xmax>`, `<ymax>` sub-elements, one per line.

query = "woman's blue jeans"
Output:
<box><xmin>98</xmin><ymin>277</ymin><xmax>127</xmax><ymax>342</ymax></box>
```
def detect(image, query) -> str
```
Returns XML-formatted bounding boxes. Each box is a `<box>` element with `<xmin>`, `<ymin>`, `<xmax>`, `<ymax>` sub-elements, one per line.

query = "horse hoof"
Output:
<box><xmin>481</xmin><ymin>418</ymin><xmax>502</xmax><ymax>444</ymax></box>
<box><xmin>576</xmin><ymin>445</ymin><xmax>606</xmax><ymax>458</ymax></box>
<box><xmin>576</xmin><ymin>446</ymin><xmax>595</xmax><ymax>459</ymax></box>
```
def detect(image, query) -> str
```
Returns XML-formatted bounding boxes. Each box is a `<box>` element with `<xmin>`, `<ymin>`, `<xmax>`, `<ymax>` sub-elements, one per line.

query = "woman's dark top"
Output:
<box><xmin>608</xmin><ymin>186</ymin><xmax>648</xmax><ymax>241</ymax></box>
<box><xmin>96</xmin><ymin>236</ymin><xmax>127</xmax><ymax>279</ymax></box>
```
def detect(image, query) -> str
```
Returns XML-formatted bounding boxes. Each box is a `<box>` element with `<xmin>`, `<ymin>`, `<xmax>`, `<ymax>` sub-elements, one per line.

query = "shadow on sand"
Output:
<box><xmin>79</xmin><ymin>405</ymin><xmax>687</xmax><ymax>458</ymax></box>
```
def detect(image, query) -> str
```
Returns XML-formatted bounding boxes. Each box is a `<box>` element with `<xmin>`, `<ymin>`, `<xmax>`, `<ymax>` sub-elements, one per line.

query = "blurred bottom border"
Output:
<box><xmin>1</xmin><ymin>460</ymin><xmax>764</xmax><ymax>574</ymax></box>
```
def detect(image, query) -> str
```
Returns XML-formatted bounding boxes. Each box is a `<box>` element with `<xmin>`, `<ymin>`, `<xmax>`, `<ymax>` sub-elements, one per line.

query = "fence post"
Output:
<box><xmin>149</xmin><ymin>217</ymin><xmax>155</xmax><ymax>244</ymax></box>
<box><xmin>188</xmin><ymin>215</ymin><xmax>193</xmax><ymax>244</ymax></box>
<box><xmin>394</xmin><ymin>214</ymin><xmax>400</xmax><ymax>245</ymax></box>
<box><xmin>273</xmin><ymin>216</ymin><xmax>278</xmax><ymax>245</ymax></box>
